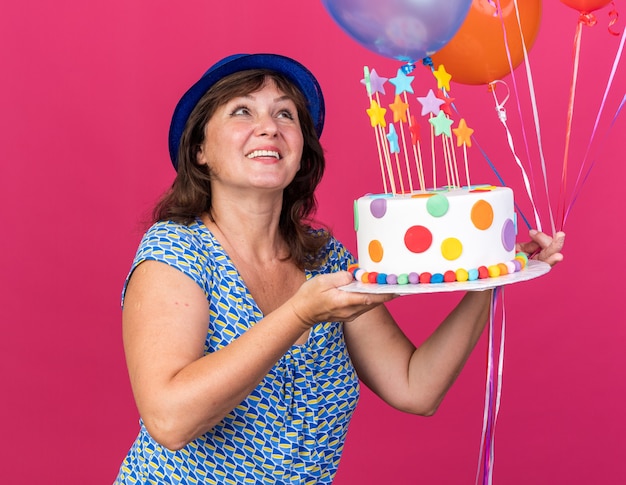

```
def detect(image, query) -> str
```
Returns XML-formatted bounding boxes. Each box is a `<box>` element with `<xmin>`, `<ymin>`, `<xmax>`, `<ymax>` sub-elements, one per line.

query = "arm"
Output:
<box><xmin>123</xmin><ymin>262</ymin><xmax>392</xmax><ymax>450</ymax></box>
<box><xmin>344</xmin><ymin>230</ymin><xmax>565</xmax><ymax>416</ymax></box>
<box><xmin>344</xmin><ymin>291</ymin><xmax>491</xmax><ymax>416</ymax></box>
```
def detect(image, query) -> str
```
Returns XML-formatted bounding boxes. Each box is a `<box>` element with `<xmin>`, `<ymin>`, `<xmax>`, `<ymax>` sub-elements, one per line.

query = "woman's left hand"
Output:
<box><xmin>516</xmin><ymin>229</ymin><xmax>565</xmax><ymax>267</ymax></box>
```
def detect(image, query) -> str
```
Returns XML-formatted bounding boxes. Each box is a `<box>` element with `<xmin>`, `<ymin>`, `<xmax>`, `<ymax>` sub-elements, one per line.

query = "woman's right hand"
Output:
<box><xmin>516</xmin><ymin>229</ymin><xmax>565</xmax><ymax>267</ymax></box>
<box><xmin>288</xmin><ymin>271</ymin><xmax>395</xmax><ymax>327</ymax></box>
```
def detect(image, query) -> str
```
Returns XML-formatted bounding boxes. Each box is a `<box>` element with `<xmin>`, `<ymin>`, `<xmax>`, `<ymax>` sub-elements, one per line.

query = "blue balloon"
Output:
<box><xmin>321</xmin><ymin>0</ymin><xmax>473</xmax><ymax>63</ymax></box>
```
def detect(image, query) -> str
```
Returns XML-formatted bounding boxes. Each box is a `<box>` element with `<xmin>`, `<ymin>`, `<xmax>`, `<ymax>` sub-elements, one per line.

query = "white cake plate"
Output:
<box><xmin>339</xmin><ymin>260</ymin><xmax>551</xmax><ymax>295</ymax></box>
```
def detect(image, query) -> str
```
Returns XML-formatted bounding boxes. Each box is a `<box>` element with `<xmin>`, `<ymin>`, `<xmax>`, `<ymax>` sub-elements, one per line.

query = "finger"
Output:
<box><xmin>550</xmin><ymin>231</ymin><xmax>566</xmax><ymax>253</ymax></box>
<box><xmin>538</xmin><ymin>231</ymin><xmax>565</xmax><ymax>257</ymax></box>
<box><xmin>528</xmin><ymin>229</ymin><xmax>553</xmax><ymax>249</ymax></box>
<box><xmin>516</xmin><ymin>239</ymin><xmax>540</xmax><ymax>256</ymax></box>
<box><xmin>530</xmin><ymin>230</ymin><xmax>565</xmax><ymax>251</ymax></box>
<box><xmin>540</xmin><ymin>252</ymin><xmax>564</xmax><ymax>266</ymax></box>
<box><xmin>322</xmin><ymin>271</ymin><xmax>357</xmax><ymax>289</ymax></box>
<box><xmin>537</xmin><ymin>231</ymin><xmax>565</xmax><ymax>266</ymax></box>
<box><xmin>336</xmin><ymin>293</ymin><xmax>395</xmax><ymax>321</ymax></box>
<box><xmin>341</xmin><ymin>290</ymin><xmax>394</xmax><ymax>308</ymax></box>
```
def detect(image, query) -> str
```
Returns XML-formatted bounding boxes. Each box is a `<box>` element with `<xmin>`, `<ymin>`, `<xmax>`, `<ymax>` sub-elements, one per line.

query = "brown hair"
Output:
<box><xmin>153</xmin><ymin>69</ymin><xmax>330</xmax><ymax>269</ymax></box>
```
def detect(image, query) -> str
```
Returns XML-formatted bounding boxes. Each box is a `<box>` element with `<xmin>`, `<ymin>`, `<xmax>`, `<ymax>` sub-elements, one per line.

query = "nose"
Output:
<box><xmin>255</xmin><ymin>112</ymin><xmax>278</xmax><ymax>137</ymax></box>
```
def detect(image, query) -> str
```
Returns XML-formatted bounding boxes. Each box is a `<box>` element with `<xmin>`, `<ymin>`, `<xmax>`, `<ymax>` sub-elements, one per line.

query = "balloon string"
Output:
<box><xmin>475</xmin><ymin>287</ymin><xmax>505</xmax><ymax>485</ymax></box>
<box><xmin>563</xmin><ymin>14</ymin><xmax>626</xmax><ymax>227</ymax></box>
<box><xmin>511</xmin><ymin>0</ymin><xmax>557</xmax><ymax>234</ymax></box>
<box><xmin>491</xmin><ymin>288</ymin><xmax>506</xmax><ymax>485</ymax></box>
<box><xmin>490</xmin><ymin>81</ymin><xmax>543</xmax><ymax>232</ymax></box>
<box><xmin>565</xmin><ymin>93</ymin><xmax>626</xmax><ymax>224</ymax></box>
<box><xmin>483</xmin><ymin>306</ymin><xmax>494</xmax><ymax>485</ymax></box>
<box><xmin>495</xmin><ymin>0</ymin><xmax>540</xmax><ymax>207</ymax></box>
<box><xmin>557</xmin><ymin>17</ymin><xmax>585</xmax><ymax>231</ymax></box>
<box><xmin>475</xmin><ymin>290</ymin><xmax>495</xmax><ymax>485</ymax></box>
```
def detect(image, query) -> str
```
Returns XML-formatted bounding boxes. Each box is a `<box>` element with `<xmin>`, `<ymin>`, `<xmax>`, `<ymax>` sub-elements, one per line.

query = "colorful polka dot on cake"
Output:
<box><xmin>368</xmin><ymin>240</ymin><xmax>383</xmax><ymax>262</ymax></box>
<box><xmin>471</xmin><ymin>199</ymin><xmax>494</xmax><ymax>230</ymax></box>
<box><xmin>502</xmin><ymin>219</ymin><xmax>516</xmax><ymax>251</ymax></box>
<box><xmin>370</xmin><ymin>198</ymin><xmax>387</xmax><ymax>218</ymax></box>
<box><xmin>426</xmin><ymin>193</ymin><xmax>449</xmax><ymax>217</ymax></box>
<box><xmin>404</xmin><ymin>225</ymin><xmax>433</xmax><ymax>253</ymax></box>
<box><xmin>441</xmin><ymin>237</ymin><xmax>463</xmax><ymax>261</ymax></box>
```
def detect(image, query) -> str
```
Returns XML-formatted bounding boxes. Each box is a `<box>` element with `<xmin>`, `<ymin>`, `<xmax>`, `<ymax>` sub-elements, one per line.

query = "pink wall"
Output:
<box><xmin>2</xmin><ymin>1</ymin><xmax>624</xmax><ymax>483</ymax></box>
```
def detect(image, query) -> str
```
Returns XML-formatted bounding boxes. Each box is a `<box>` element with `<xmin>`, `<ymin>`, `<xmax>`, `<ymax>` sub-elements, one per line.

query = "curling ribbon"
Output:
<box><xmin>563</xmin><ymin>9</ymin><xmax>626</xmax><ymax>227</ymax></box>
<box><xmin>402</xmin><ymin>61</ymin><xmax>417</xmax><ymax>74</ymax></box>
<box><xmin>608</xmin><ymin>2</ymin><xmax>620</xmax><ymax>37</ymax></box>
<box><xmin>475</xmin><ymin>287</ymin><xmax>506</xmax><ymax>485</ymax></box>
<box><xmin>421</xmin><ymin>56</ymin><xmax>434</xmax><ymax>70</ymax></box>
<box><xmin>489</xmin><ymin>81</ymin><xmax>544</xmax><ymax>232</ymax></box>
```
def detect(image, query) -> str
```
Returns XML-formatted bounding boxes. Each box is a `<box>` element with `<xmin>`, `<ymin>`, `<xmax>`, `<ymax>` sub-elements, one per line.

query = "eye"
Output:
<box><xmin>276</xmin><ymin>109</ymin><xmax>295</xmax><ymax>120</ymax></box>
<box><xmin>278</xmin><ymin>109</ymin><xmax>295</xmax><ymax>120</ymax></box>
<box><xmin>230</xmin><ymin>105</ymin><xmax>251</xmax><ymax>116</ymax></box>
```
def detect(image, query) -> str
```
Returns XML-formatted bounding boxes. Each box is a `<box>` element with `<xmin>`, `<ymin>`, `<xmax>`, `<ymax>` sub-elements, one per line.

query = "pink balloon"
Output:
<box><xmin>560</xmin><ymin>0</ymin><xmax>613</xmax><ymax>14</ymax></box>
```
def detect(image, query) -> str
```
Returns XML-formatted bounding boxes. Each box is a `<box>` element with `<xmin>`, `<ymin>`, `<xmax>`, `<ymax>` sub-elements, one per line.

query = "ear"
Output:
<box><xmin>196</xmin><ymin>144</ymin><xmax>207</xmax><ymax>166</ymax></box>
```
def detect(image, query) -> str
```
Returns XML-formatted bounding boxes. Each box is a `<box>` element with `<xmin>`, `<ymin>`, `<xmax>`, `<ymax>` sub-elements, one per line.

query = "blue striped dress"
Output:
<box><xmin>115</xmin><ymin>219</ymin><xmax>360</xmax><ymax>484</ymax></box>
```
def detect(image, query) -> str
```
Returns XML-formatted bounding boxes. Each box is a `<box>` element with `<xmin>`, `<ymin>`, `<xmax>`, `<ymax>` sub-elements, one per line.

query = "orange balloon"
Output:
<box><xmin>560</xmin><ymin>0</ymin><xmax>612</xmax><ymax>13</ymax></box>
<box><xmin>430</xmin><ymin>0</ymin><xmax>542</xmax><ymax>86</ymax></box>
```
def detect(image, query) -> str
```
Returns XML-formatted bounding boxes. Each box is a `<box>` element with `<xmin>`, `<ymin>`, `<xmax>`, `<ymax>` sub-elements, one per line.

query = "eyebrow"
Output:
<box><xmin>239</xmin><ymin>93</ymin><xmax>293</xmax><ymax>104</ymax></box>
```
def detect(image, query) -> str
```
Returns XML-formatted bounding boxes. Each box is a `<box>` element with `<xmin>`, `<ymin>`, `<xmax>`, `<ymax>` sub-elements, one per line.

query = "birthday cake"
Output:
<box><xmin>348</xmin><ymin>65</ymin><xmax>531</xmax><ymax>285</ymax></box>
<box><xmin>350</xmin><ymin>185</ymin><xmax>528</xmax><ymax>285</ymax></box>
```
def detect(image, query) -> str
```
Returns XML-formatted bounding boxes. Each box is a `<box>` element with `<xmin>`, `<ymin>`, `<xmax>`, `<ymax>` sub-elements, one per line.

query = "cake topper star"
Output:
<box><xmin>409</xmin><ymin>115</ymin><xmax>421</xmax><ymax>145</ymax></box>
<box><xmin>436</xmin><ymin>90</ymin><xmax>455</xmax><ymax>117</ymax></box>
<box><xmin>389</xmin><ymin>68</ymin><xmax>414</xmax><ymax>96</ymax></box>
<box><xmin>433</xmin><ymin>64</ymin><xmax>452</xmax><ymax>92</ymax></box>
<box><xmin>362</xmin><ymin>66</ymin><xmax>372</xmax><ymax>97</ymax></box>
<box><xmin>362</xmin><ymin>68</ymin><xmax>388</xmax><ymax>96</ymax></box>
<box><xmin>389</xmin><ymin>95</ymin><xmax>409</xmax><ymax>123</ymax></box>
<box><xmin>417</xmin><ymin>89</ymin><xmax>445</xmax><ymax>116</ymax></box>
<box><xmin>366</xmin><ymin>99</ymin><xmax>387</xmax><ymax>127</ymax></box>
<box><xmin>453</xmin><ymin>118</ymin><xmax>474</xmax><ymax>147</ymax></box>
<box><xmin>360</xmin><ymin>65</ymin><xmax>475</xmax><ymax>194</ymax></box>
<box><xmin>386</xmin><ymin>123</ymin><xmax>400</xmax><ymax>153</ymax></box>
<box><xmin>429</xmin><ymin>110</ymin><xmax>454</xmax><ymax>137</ymax></box>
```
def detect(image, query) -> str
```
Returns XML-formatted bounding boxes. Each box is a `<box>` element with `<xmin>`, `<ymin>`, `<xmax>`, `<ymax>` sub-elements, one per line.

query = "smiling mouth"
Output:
<box><xmin>246</xmin><ymin>150</ymin><xmax>281</xmax><ymax>160</ymax></box>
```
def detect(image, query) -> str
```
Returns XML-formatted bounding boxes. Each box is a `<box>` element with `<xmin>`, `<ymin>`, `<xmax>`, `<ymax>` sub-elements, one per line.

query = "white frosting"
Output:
<box><xmin>354</xmin><ymin>187</ymin><xmax>517</xmax><ymax>277</ymax></box>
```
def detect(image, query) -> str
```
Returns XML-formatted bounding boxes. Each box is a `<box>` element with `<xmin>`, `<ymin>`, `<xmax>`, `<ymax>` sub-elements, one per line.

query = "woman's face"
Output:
<box><xmin>197</xmin><ymin>79</ymin><xmax>304</xmax><ymax>195</ymax></box>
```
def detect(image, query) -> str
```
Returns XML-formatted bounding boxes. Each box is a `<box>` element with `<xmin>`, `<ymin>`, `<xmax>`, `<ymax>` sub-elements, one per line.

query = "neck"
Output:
<box><xmin>205</xmin><ymin>196</ymin><xmax>287</xmax><ymax>263</ymax></box>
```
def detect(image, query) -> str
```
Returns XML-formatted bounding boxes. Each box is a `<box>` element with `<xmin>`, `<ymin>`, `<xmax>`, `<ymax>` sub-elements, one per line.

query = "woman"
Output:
<box><xmin>115</xmin><ymin>53</ymin><xmax>564</xmax><ymax>484</ymax></box>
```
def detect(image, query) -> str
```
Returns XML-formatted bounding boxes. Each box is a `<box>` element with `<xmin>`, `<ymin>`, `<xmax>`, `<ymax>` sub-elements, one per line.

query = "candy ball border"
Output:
<box><xmin>349</xmin><ymin>252</ymin><xmax>529</xmax><ymax>285</ymax></box>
